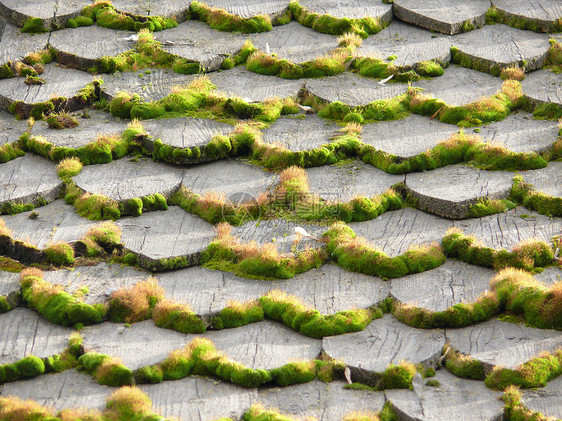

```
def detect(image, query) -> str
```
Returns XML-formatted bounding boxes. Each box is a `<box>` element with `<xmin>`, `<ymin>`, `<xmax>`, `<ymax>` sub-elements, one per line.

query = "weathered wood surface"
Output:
<box><xmin>492</xmin><ymin>0</ymin><xmax>562</xmax><ymax>32</ymax></box>
<box><xmin>521</xmin><ymin>69</ymin><xmax>562</xmax><ymax>106</ymax></box>
<box><xmin>0</xmin><ymin>370</ymin><xmax>111</xmax><ymax>412</ymax></box>
<box><xmin>350</xmin><ymin>207</ymin><xmax>454</xmax><ymax>257</ymax></box>
<box><xmin>322</xmin><ymin>315</ymin><xmax>446</xmax><ymax>372</ymax></box>
<box><xmin>404</xmin><ymin>165</ymin><xmax>514</xmax><ymax>219</ymax></box>
<box><xmin>257</xmin><ymin>380</ymin><xmax>386</xmax><ymax>421</ymax></box>
<box><xmin>522</xmin><ymin>161</ymin><xmax>562</xmax><ymax>198</ymax></box>
<box><xmin>262</xmin><ymin>115</ymin><xmax>339</xmax><ymax>152</ymax></box>
<box><xmin>0</xmin><ymin>155</ymin><xmax>62</xmax><ymax>211</ymax></box>
<box><xmin>361</xmin><ymin>115</ymin><xmax>459</xmax><ymax>158</ymax></box>
<box><xmin>74</xmin><ymin>157</ymin><xmax>184</xmax><ymax>201</ymax></box>
<box><xmin>0</xmin><ymin>20</ymin><xmax>49</xmax><ymax>65</ymax></box>
<box><xmin>154</xmin><ymin>21</ymin><xmax>246</xmax><ymax>72</ymax></box>
<box><xmin>453</xmin><ymin>207</ymin><xmax>562</xmax><ymax>250</ymax></box>
<box><xmin>200</xmin><ymin>0</ymin><xmax>290</xmax><ymax>20</ymax></box>
<box><xmin>305</xmin><ymin>72</ymin><xmax>408</xmax><ymax>107</ymax></box>
<box><xmin>0</xmin><ymin>269</ymin><xmax>18</xmax><ymax>296</ymax></box>
<box><xmin>30</xmin><ymin>109</ymin><xmax>127</xmax><ymax>149</ymax></box>
<box><xmin>391</xmin><ymin>260</ymin><xmax>494</xmax><ymax>312</ymax></box>
<box><xmin>50</xmin><ymin>26</ymin><xmax>135</xmax><ymax>70</ymax></box>
<box><xmin>0</xmin><ymin>109</ymin><xmax>29</xmax><ymax>147</ymax></box>
<box><xmin>446</xmin><ymin>319</ymin><xmax>562</xmax><ymax>370</ymax></box>
<box><xmin>358</xmin><ymin>20</ymin><xmax>451</xmax><ymax>68</ymax></box>
<box><xmin>101</xmin><ymin>68</ymin><xmax>198</xmax><ymax>103</ymax></box>
<box><xmin>299</xmin><ymin>0</ymin><xmax>392</xmax><ymax>20</ymax></box>
<box><xmin>534</xmin><ymin>267</ymin><xmax>562</xmax><ymax>287</ymax></box>
<box><xmin>386</xmin><ymin>370</ymin><xmax>504</xmax><ymax>421</ymax></box>
<box><xmin>111</xmin><ymin>0</ymin><xmax>190</xmax><ymax>20</ymax></box>
<box><xmin>0</xmin><ymin>0</ymin><xmax>90</xmax><ymax>27</ymax></box>
<box><xmin>208</xmin><ymin>66</ymin><xmax>303</xmax><ymax>102</ymax></box>
<box><xmin>140</xmin><ymin>376</ymin><xmax>257</xmax><ymax>421</ymax></box>
<box><xmin>0</xmin><ymin>308</ymin><xmax>73</xmax><ymax>365</ymax></box>
<box><xmin>250</xmin><ymin>22</ymin><xmax>338</xmax><ymax>64</ymax></box>
<box><xmin>474</xmin><ymin>111</ymin><xmax>560</xmax><ymax>154</ymax></box>
<box><xmin>42</xmin><ymin>263</ymin><xmax>149</xmax><ymax>305</ymax></box>
<box><xmin>306</xmin><ymin>160</ymin><xmax>404</xmax><ymax>202</ymax></box>
<box><xmin>416</xmin><ymin>65</ymin><xmax>503</xmax><ymax>107</ymax></box>
<box><xmin>523</xmin><ymin>375</ymin><xmax>562</xmax><ymax>420</ymax></box>
<box><xmin>392</xmin><ymin>0</ymin><xmax>490</xmax><ymax>35</ymax></box>
<box><xmin>2</xmin><ymin>200</ymin><xmax>95</xmax><ymax>249</ymax></box>
<box><xmin>451</xmin><ymin>24</ymin><xmax>551</xmax><ymax>71</ymax></box>
<box><xmin>204</xmin><ymin>321</ymin><xmax>322</xmax><ymax>369</ymax></box>
<box><xmin>181</xmin><ymin>159</ymin><xmax>276</xmax><ymax>203</ymax></box>
<box><xmin>117</xmin><ymin>206</ymin><xmax>216</xmax><ymax>262</ymax></box>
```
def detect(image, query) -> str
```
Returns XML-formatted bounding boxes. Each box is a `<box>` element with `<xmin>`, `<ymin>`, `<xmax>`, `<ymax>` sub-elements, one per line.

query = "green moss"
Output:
<box><xmin>21</xmin><ymin>17</ymin><xmax>47</xmax><ymax>33</ymax></box>
<box><xmin>14</xmin><ymin>356</ymin><xmax>45</xmax><ymax>379</ymax></box>
<box><xmin>270</xmin><ymin>361</ymin><xmax>316</xmax><ymax>386</ymax></box>
<box><xmin>81</xmin><ymin>2</ymin><xmax>177</xmax><ymax>32</ymax></box>
<box><xmin>444</xmin><ymin>346</ymin><xmax>486</xmax><ymax>380</ymax></box>
<box><xmin>416</xmin><ymin>60</ymin><xmax>445</xmax><ymax>77</ymax></box>
<box><xmin>0</xmin><ymin>143</ymin><xmax>25</xmax><ymax>163</ymax></box>
<box><xmin>44</xmin><ymin>242</ymin><xmax>75</xmax><ymax>266</ymax></box>
<box><xmin>191</xmin><ymin>1</ymin><xmax>272</xmax><ymax>33</ymax></box>
<box><xmin>511</xmin><ymin>175</ymin><xmax>562</xmax><ymax>218</ymax></box>
<box><xmin>134</xmin><ymin>365</ymin><xmax>163</xmax><ymax>384</ymax></box>
<box><xmin>74</xmin><ymin>193</ymin><xmax>121</xmax><ymax>220</ymax></box>
<box><xmin>211</xmin><ymin>301</ymin><xmax>264</xmax><ymax>329</ymax></box>
<box><xmin>77</xmin><ymin>352</ymin><xmax>110</xmax><ymax>374</ymax></box>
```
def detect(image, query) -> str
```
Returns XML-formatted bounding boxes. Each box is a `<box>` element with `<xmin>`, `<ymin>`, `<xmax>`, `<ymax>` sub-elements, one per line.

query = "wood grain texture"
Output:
<box><xmin>392</xmin><ymin>0</ymin><xmax>490</xmax><ymax>35</ymax></box>
<box><xmin>0</xmin><ymin>109</ymin><xmax>30</xmax><ymax>147</ymax></box>
<box><xmin>306</xmin><ymin>160</ymin><xmax>404</xmax><ymax>202</ymax></box>
<box><xmin>361</xmin><ymin>115</ymin><xmax>459</xmax><ymax>158</ymax></box>
<box><xmin>299</xmin><ymin>0</ymin><xmax>392</xmax><ymax>20</ymax></box>
<box><xmin>415</xmin><ymin>65</ymin><xmax>503</xmax><ymax>107</ymax></box>
<box><xmin>323</xmin><ymin>315</ymin><xmax>446</xmax><ymax>372</ymax></box>
<box><xmin>404</xmin><ymin>165</ymin><xmax>514</xmax><ymax>219</ymax></box>
<box><xmin>249</xmin><ymin>22</ymin><xmax>339</xmax><ymax>64</ymax></box>
<box><xmin>451</xmin><ymin>24</ymin><xmax>551</xmax><ymax>71</ymax></box>
<box><xmin>386</xmin><ymin>370</ymin><xmax>504</xmax><ymax>421</ymax></box>
<box><xmin>201</xmin><ymin>0</ymin><xmax>289</xmax><ymax>19</ymax></box>
<box><xmin>492</xmin><ymin>0</ymin><xmax>562</xmax><ymax>31</ymax></box>
<box><xmin>305</xmin><ymin>72</ymin><xmax>408</xmax><ymax>107</ymax></box>
<box><xmin>534</xmin><ymin>267</ymin><xmax>562</xmax><ymax>287</ymax></box>
<box><xmin>117</xmin><ymin>206</ymin><xmax>215</xmax><ymax>261</ymax></box>
<box><xmin>2</xmin><ymin>200</ymin><xmax>96</xmax><ymax>249</ymax></box>
<box><xmin>0</xmin><ymin>308</ymin><xmax>73</xmax><ymax>365</ymax></box>
<box><xmin>0</xmin><ymin>20</ymin><xmax>49</xmax><ymax>65</ymax></box>
<box><xmin>111</xmin><ymin>0</ymin><xmax>190</xmax><ymax>20</ymax></box>
<box><xmin>358</xmin><ymin>20</ymin><xmax>451</xmax><ymax>68</ymax></box>
<box><xmin>522</xmin><ymin>161</ymin><xmax>562</xmax><ymax>197</ymax></box>
<box><xmin>523</xmin><ymin>375</ymin><xmax>562</xmax><ymax>420</ymax></box>
<box><xmin>155</xmin><ymin>21</ymin><xmax>247</xmax><ymax>72</ymax></box>
<box><xmin>446</xmin><ymin>319</ymin><xmax>562</xmax><ymax>370</ymax></box>
<box><xmin>262</xmin><ymin>115</ymin><xmax>339</xmax><ymax>152</ymax></box>
<box><xmin>522</xmin><ymin>69</ymin><xmax>562</xmax><ymax>106</ymax></box>
<box><xmin>74</xmin><ymin>157</ymin><xmax>184</xmax><ymax>201</ymax></box>
<box><xmin>0</xmin><ymin>155</ymin><xmax>62</xmax><ymax>210</ymax></box>
<box><xmin>0</xmin><ymin>270</ymin><xmax>18</xmax><ymax>296</ymax></box>
<box><xmin>391</xmin><ymin>260</ymin><xmax>494</xmax><ymax>312</ymax></box>
<box><xmin>350</xmin><ymin>207</ymin><xmax>454</xmax><ymax>257</ymax></box>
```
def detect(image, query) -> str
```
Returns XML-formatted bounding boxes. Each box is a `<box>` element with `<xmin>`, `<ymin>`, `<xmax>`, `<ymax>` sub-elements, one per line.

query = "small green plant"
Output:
<box><xmin>56</xmin><ymin>157</ymin><xmax>83</xmax><ymax>179</ymax></box>
<box><xmin>45</xmin><ymin>112</ymin><xmax>79</xmax><ymax>129</ymax></box>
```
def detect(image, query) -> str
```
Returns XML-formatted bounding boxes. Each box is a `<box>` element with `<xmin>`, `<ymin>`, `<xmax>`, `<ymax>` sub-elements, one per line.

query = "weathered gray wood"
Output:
<box><xmin>358</xmin><ymin>20</ymin><xmax>451</xmax><ymax>68</ymax></box>
<box><xmin>140</xmin><ymin>376</ymin><xmax>257</xmax><ymax>421</ymax></box>
<box><xmin>306</xmin><ymin>160</ymin><xmax>404</xmax><ymax>202</ymax></box>
<box><xmin>116</xmin><ymin>206</ymin><xmax>216</xmax><ymax>263</ymax></box>
<box><xmin>323</xmin><ymin>315</ymin><xmax>446</xmax><ymax>372</ymax></box>
<box><xmin>453</xmin><ymin>207</ymin><xmax>562</xmax><ymax>250</ymax></box>
<box><xmin>154</xmin><ymin>21</ymin><xmax>246</xmax><ymax>72</ymax></box>
<box><xmin>392</xmin><ymin>0</ymin><xmax>490</xmax><ymax>35</ymax></box>
<box><xmin>231</xmin><ymin>218</ymin><xmax>326</xmax><ymax>254</ymax></box>
<box><xmin>142</xmin><ymin>116</ymin><xmax>233</xmax><ymax>149</ymax></box>
<box><xmin>73</xmin><ymin>157</ymin><xmax>184</xmax><ymax>201</ymax></box>
<box><xmin>0</xmin><ymin>308</ymin><xmax>73</xmax><ymax>365</ymax></box>
<box><xmin>30</xmin><ymin>109</ymin><xmax>128</xmax><ymax>149</ymax></box>
<box><xmin>0</xmin><ymin>109</ymin><xmax>29</xmax><ymax>147</ymax></box>
<box><xmin>305</xmin><ymin>72</ymin><xmax>409</xmax><ymax>107</ymax></box>
<box><xmin>473</xmin><ymin>111</ymin><xmax>560</xmax><ymax>154</ymax></box>
<box><xmin>523</xmin><ymin>375</ymin><xmax>562</xmax><ymax>420</ymax></box>
<box><xmin>415</xmin><ymin>65</ymin><xmax>503</xmax><ymax>107</ymax></box>
<box><xmin>200</xmin><ymin>0</ymin><xmax>289</xmax><ymax>20</ymax></box>
<box><xmin>521</xmin><ymin>69</ymin><xmax>562</xmax><ymax>107</ymax></box>
<box><xmin>386</xmin><ymin>370</ymin><xmax>504</xmax><ymax>421</ymax></box>
<box><xmin>0</xmin><ymin>370</ymin><xmax>111</xmax><ymax>412</ymax></box>
<box><xmin>522</xmin><ymin>161</ymin><xmax>562</xmax><ymax>198</ymax></box>
<box><xmin>446</xmin><ymin>319</ymin><xmax>562</xmax><ymax>371</ymax></box>
<box><xmin>101</xmin><ymin>68</ymin><xmax>198</xmax><ymax>103</ymax></box>
<box><xmin>350</xmin><ymin>207</ymin><xmax>454</xmax><ymax>257</ymax></box>
<box><xmin>257</xmin><ymin>380</ymin><xmax>386</xmax><ymax>421</ymax></box>
<box><xmin>451</xmin><ymin>24</ymin><xmax>551</xmax><ymax>72</ymax></box>
<box><xmin>361</xmin><ymin>115</ymin><xmax>459</xmax><ymax>159</ymax></box>
<box><xmin>404</xmin><ymin>164</ymin><xmax>515</xmax><ymax>219</ymax></box>
<box><xmin>0</xmin><ymin>0</ymin><xmax>90</xmax><ymax>27</ymax></box>
<box><xmin>0</xmin><ymin>269</ymin><xmax>18</xmax><ymax>297</ymax></box>
<box><xmin>50</xmin><ymin>26</ymin><xmax>135</xmax><ymax>70</ymax></box>
<box><xmin>492</xmin><ymin>0</ymin><xmax>562</xmax><ymax>32</ymax></box>
<box><xmin>205</xmin><ymin>321</ymin><xmax>322</xmax><ymax>369</ymax></box>
<box><xmin>249</xmin><ymin>22</ymin><xmax>339</xmax><ymax>64</ymax></box>
<box><xmin>181</xmin><ymin>159</ymin><xmax>276</xmax><ymax>203</ymax></box>
<box><xmin>2</xmin><ymin>200</ymin><xmax>96</xmax><ymax>249</ymax></box>
<box><xmin>208</xmin><ymin>66</ymin><xmax>303</xmax><ymax>102</ymax></box>
<box><xmin>42</xmin><ymin>263</ymin><xmax>149</xmax><ymax>305</ymax></box>
<box><xmin>391</xmin><ymin>260</ymin><xmax>495</xmax><ymax>312</ymax></box>
<box><xmin>111</xmin><ymin>0</ymin><xmax>190</xmax><ymax>20</ymax></box>
<box><xmin>262</xmin><ymin>115</ymin><xmax>339</xmax><ymax>152</ymax></box>
<box><xmin>534</xmin><ymin>267</ymin><xmax>562</xmax><ymax>287</ymax></box>
<box><xmin>299</xmin><ymin>0</ymin><xmax>391</xmax><ymax>20</ymax></box>
<box><xmin>0</xmin><ymin>19</ymin><xmax>49</xmax><ymax>65</ymax></box>
<box><xmin>0</xmin><ymin>155</ymin><xmax>62</xmax><ymax>211</ymax></box>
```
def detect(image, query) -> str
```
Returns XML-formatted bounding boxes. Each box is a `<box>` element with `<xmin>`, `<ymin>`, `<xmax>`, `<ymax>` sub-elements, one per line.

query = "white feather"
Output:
<box><xmin>378</xmin><ymin>74</ymin><xmax>394</xmax><ymax>85</ymax></box>
<box><xmin>294</xmin><ymin>226</ymin><xmax>318</xmax><ymax>240</ymax></box>
<box><xmin>265</xmin><ymin>43</ymin><xmax>270</xmax><ymax>55</ymax></box>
